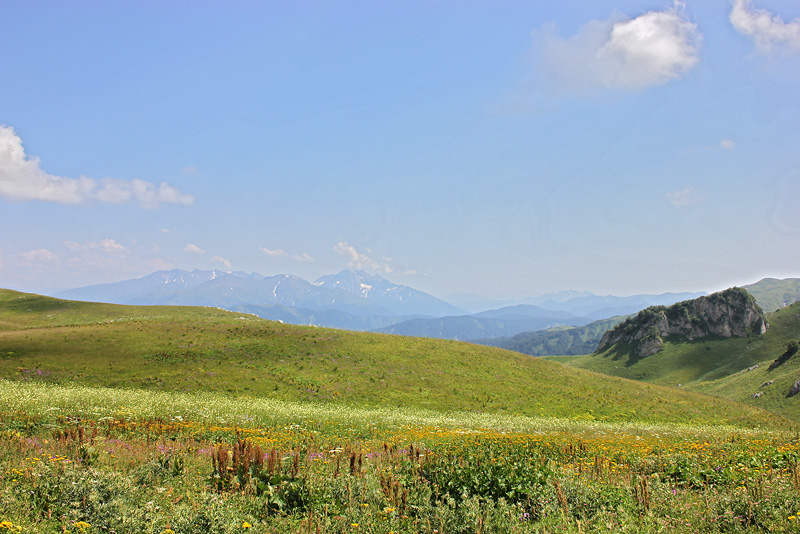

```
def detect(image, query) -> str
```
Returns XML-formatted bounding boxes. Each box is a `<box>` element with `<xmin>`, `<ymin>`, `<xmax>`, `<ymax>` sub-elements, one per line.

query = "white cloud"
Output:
<box><xmin>730</xmin><ymin>0</ymin><xmax>800</xmax><ymax>53</ymax></box>
<box><xmin>65</xmin><ymin>238</ymin><xmax>129</xmax><ymax>257</ymax></box>
<box><xmin>259</xmin><ymin>247</ymin><xmax>288</xmax><ymax>258</ymax></box>
<box><xmin>0</xmin><ymin>125</ymin><xmax>194</xmax><ymax>207</ymax></box>
<box><xmin>719</xmin><ymin>139</ymin><xmax>736</xmax><ymax>150</ymax></box>
<box><xmin>17</xmin><ymin>248</ymin><xmax>60</xmax><ymax>266</ymax></box>
<box><xmin>184</xmin><ymin>243</ymin><xmax>205</xmax><ymax>254</ymax></box>
<box><xmin>334</xmin><ymin>242</ymin><xmax>393</xmax><ymax>273</ymax></box>
<box><xmin>292</xmin><ymin>252</ymin><xmax>315</xmax><ymax>263</ymax></box>
<box><xmin>666</xmin><ymin>186</ymin><xmax>703</xmax><ymax>207</ymax></box>
<box><xmin>536</xmin><ymin>2</ymin><xmax>700</xmax><ymax>93</ymax></box>
<box><xmin>212</xmin><ymin>256</ymin><xmax>232</xmax><ymax>269</ymax></box>
<box><xmin>260</xmin><ymin>247</ymin><xmax>313</xmax><ymax>262</ymax></box>
<box><xmin>99</xmin><ymin>238</ymin><xmax>128</xmax><ymax>256</ymax></box>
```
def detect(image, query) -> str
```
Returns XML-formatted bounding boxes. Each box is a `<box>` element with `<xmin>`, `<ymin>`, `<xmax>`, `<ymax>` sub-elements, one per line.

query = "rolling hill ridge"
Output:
<box><xmin>0</xmin><ymin>288</ymin><xmax>791</xmax><ymax>427</ymax></box>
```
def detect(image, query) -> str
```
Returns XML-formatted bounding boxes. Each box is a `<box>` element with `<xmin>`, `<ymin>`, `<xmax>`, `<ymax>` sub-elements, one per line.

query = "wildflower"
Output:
<box><xmin>242</xmin><ymin>522</ymin><xmax>251</xmax><ymax>529</ymax></box>
<box><xmin>74</xmin><ymin>522</ymin><xmax>91</xmax><ymax>532</ymax></box>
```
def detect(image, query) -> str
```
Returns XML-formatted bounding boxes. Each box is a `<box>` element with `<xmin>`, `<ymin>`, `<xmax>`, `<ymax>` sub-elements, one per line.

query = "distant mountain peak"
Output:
<box><xmin>55</xmin><ymin>268</ymin><xmax>461</xmax><ymax>321</ymax></box>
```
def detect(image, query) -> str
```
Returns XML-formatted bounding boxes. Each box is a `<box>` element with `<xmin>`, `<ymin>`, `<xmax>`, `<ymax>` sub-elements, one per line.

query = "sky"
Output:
<box><xmin>1</xmin><ymin>0</ymin><xmax>799</xmax><ymax>301</ymax></box>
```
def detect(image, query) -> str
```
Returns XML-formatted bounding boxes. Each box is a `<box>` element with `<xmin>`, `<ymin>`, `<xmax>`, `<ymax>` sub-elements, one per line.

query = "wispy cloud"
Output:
<box><xmin>60</xmin><ymin>238</ymin><xmax>131</xmax><ymax>274</ymax></box>
<box><xmin>3</xmin><ymin>239</ymin><xmax>174</xmax><ymax>289</ymax></box>
<box><xmin>212</xmin><ymin>256</ymin><xmax>232</xmax><ymax>269</ymax></box>
<box><xmin>0</xmin><ymin>125</ymin><xmax>194</xmax><ymax>208</ymax></box>
<box><xmin>534</xmin><ymin>2</ymin><xmax>700</xmax><ymax>94</ymax></box>
<box><xmin>334</xmin><ymin>242</ymin><xmax>393</xmax><ymax>273</ymax></box>
<box><xmin>65</xmin><ymin>238</ymin><xmax>129</xmax><ymax>256</ymax></box>
<box><xmin>666</xmin><ymin>186</ymin><xmax>703</xmax><ymax>207</ymax></box>
<box><xmin>259</xmin><ymin>247</ymin><xmax>288</xmax><ymax>258</ymax></box>
<box><xmin>184</xmin><ymin>243</ymin><xmax>205</xmax><ymax>254</ymax></box>
<box><xmin>719</xmin><ymin>139</ymin><xmax>736</xmax><ymax>150</ymax></box>
<box><xmin>730</xmin><ymin>0</ymin><xmax>800</xmax><ymax>53</ymax></box>
<box><xmin>292</xmin><ymin>253</ymin><xmax>315</xmax><ymax>263</ymax></box>
<box><xmin>260</xmin><ymin>246</ymin><xmax>314</xmax><ymax>263</ymax></box>
<box><xmin>17</xmin><ymin>248</ymin><xmax>60</xmax><ymax>266</ymax></box>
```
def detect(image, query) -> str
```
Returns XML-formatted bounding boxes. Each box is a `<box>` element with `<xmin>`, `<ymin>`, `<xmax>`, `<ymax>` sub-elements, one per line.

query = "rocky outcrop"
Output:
<box><xmin>596</xmin><ymin>288</ymin><xmax>768</xmax><ymax>359</ymax></box>
<box><xmin>769</xmin><ymin>341</ymin><xmax>799</xmax><ymax>370</ymax></box>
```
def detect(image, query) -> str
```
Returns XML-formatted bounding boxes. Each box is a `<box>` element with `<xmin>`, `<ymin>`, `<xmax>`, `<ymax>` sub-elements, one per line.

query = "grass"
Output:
<box><xmin>0</xmin><ymin>289</ymin><xmax>791</xmax><ymax>427</ymax></box>
<box><xmin>541</xmin><ymin>355</ymin><xmax>586</xmax><ymax>364</ymax></box>
<box><xmin>743</xmin><ymin>278</ymin><xmax>800</xmax><ymax>313</ymax></box>
<box><xmin>4</xmin><ymin>289</ymin><xmax>800</xmax><ymax>532</ymax></box>
<box><xmin>569</xmin><ymin>301</ymin><xmax>800</xmax><ymax>421</ymax></box>
<box><xmin>1</xmin><ymin>380</ymin><xmax>800</xmax><ymax>533</ymax></box>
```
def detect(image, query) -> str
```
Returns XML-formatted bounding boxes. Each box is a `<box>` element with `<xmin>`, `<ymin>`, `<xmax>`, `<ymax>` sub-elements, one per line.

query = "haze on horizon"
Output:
<box><xmin>1</xmin><ymin>1</ymin><xmax>799</xmax><ymax>301</ymax></box>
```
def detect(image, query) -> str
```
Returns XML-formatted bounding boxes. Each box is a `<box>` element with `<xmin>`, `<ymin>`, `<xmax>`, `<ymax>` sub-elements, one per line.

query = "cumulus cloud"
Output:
<box><xmin>536</xmin><ymin>2</ymin><xmax>700</xmax><ymax>93</ymax></box>
<box><xmin>212</xmin><ymin>256</ymin><xmax>232</xmax><ymax>269</ymax></box>
<box><xmin>666</xmin><ymin>186</ymin><xmax>703</xmax><ymax>207</ymax></box>
<box><xmin>0</xmin><ymin>125</ymin><xmax>194</xmax><ymax>207</ymax></box>
<box><xmin>184</xmin><ymin>243</ymin><xmax>205</xmax><ymax>254</ymax></box>
<box><xmin>259</xmin><ymin>247</ymin><xmax>288</xmax><ymax>258</ymax></box>
<box><xmin>334</xmin><ymin>242</ymin><xmax>393</xmax><ymax>273</ymax></box>
<box><xmin>730</xmin><ymin>0</ymin><xmax>800</xmax><ymax>53</ymax></box>
<box><xmin>719</xmin><ymin>139</ymin><xmax>736</xmax><ymax>150</ymax></box>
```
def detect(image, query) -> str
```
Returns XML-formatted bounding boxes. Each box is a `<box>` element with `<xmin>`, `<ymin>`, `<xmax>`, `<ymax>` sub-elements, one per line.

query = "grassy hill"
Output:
<box><xmin>477</xmin><ymin>316</ymin><xmax>626</xmax><ymax>356</ymax></box>
<box><xmin>569</xmin><ymin>300</ymin><xmax>800</xmax><ymax>420</ymax></box>
<box><xmin>0</xmin><ymin>288</ymin><xmax>791</xmax><ymax>428</ymax></box>
<box><xmin>743</xmin><ymin>277</ymin><xmax>800</xmax><ymax>312</ymax></box>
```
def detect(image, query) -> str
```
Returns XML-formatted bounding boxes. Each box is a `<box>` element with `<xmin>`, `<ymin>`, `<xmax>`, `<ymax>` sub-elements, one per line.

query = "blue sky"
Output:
<box><xmin>1</xmin><ymin>1</ymin><xmax>799</xmax><ymax>300</ymax></box>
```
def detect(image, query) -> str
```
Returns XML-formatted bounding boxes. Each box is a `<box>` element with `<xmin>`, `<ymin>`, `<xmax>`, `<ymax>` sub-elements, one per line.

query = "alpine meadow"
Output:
<box><xmin>3</xmin><ymin>1</ymin><xmax>800</xmax><ymax>533</ymax></box>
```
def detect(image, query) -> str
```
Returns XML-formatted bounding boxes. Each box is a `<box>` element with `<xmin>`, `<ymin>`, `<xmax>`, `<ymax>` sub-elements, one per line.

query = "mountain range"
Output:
<box><xmin>56</xmin><ymin>269</ymin><xmax>710</xmax><ymax>342</ymax></box>
<box><xmin>475</xmin><ymin>316</ymin><xmax>627</xmax><ymax>357</ymax></box>
<box><xmin>56</xmin><ymin>269</ymin><xmax>462</xmax><ymax>318</ymax></box>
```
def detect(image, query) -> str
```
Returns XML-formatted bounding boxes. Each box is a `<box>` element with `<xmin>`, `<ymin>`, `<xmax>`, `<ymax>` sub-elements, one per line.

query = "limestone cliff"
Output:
<box><xmin>596</xmin><ymin>288</ymin><xmax>768</xmax><ymax>358</ymax></box>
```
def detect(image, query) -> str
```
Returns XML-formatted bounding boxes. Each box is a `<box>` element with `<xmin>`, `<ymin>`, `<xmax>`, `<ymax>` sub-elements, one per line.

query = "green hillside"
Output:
<box><xmin>0</xmin><ymin>289</ymin><xmax>790</xmax><ymax>428</ymax></box>
<box><xmin>743</xmin><ymin>277</ymin><xmax>800</xmax><ymax>312</ymax></box>
<box><xmin>570</xmin><ymin>300</ymin><xmax>800</xmax><ymax>420</ymax></box>
<box><xmin>478</xmin><ymin>316</ymin><xmax>626</xmax><ymax>356</ymax></box>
